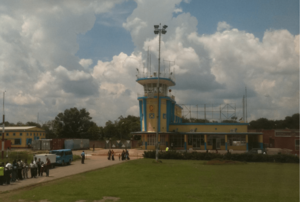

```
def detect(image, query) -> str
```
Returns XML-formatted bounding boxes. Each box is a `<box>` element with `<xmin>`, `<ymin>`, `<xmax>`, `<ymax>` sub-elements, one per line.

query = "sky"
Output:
<box><xmin>0</xmin><ymin>0</ymin><xmax>299</xmax><ymax>126</ymax></box>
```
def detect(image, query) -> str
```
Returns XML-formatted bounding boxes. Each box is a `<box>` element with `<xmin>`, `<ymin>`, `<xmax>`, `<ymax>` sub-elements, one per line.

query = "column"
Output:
<box><xmin>184</xmin><ymin>134</ymin><xmax>187</xmax><ymax>151</ymax></box>
<box><xmin>204</xmin><ymin>134</ymin><xmax>207</xmax><ymax>150</ymax></box>
<box><xmin>246</xmin><ymin>135</ymin><xmax>248</xmax><ymax>151</ymax></box>
<box><xmin>165</xmin><ymin>134</ymin><xmax>169</xmax><ymax>147</ymax></box>
<box><xmin>145</xmin><ymin>134</ymin><xmax>148</xmax><ymax>150</ymax></box>
<box><xmin>225</xmin><ymin>135</ymin><xmax>228</xmax><ymax>150</ymax></box>
<box><xmin>259</xmin><ymin>135</ymin><xmax>263</xmax><ymax>150</ymax></box>
<box><xmin>158</xmin><ymin>134</ymin><xmax>160</xmax><ymax>150</ymax></box>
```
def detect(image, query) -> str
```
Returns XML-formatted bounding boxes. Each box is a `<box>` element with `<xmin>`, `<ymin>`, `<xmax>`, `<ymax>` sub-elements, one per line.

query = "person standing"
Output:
<box><xmin>45</xmin><ymin>157</ymin><xmax>50</xmax><ymax>177</ymax></box>
<box><xmin>30</xmin><ymin>160</ymin><xmax>34</xmax><ymax>178</ymax></box>
<box><xmin>5</xmin><ymin>162</ymin><xmax>12</xmax><ymax>185</ymax></box>
<box><xmin>37</xmin><ymin>158</ymin><xmax>41</xmax><ymax>176</ymax></box>
<box><xmin>81</xmin><ymin>151</ymin><xmax>85</xmax><ymax>164</ymax></box>
<box><xmin>33</xmin><ymin>160</ymin><xmax>37</xmax><ymax>178</ymax></box>
<box><xmin>12</xmin><ymin>159</ymin><xmax>17</xmax><ymax>182</ymax></box>
<box><xmin>17</xmin><ymin>159</ymin><xmax>23</xmax><ymax>180</ymax></box>
<box><xmin>0</xmin><ymin>162</ymin><xmax>4</xmax><ymax>185</ymax></box>
<box><xmin>23</xmin><ymin>159</ymin><xmax>29</xmax><ymax>179</ymax></box>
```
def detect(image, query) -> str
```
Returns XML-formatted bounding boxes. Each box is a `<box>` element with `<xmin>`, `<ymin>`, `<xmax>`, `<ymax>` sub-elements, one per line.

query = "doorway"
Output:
<box><xmin>212</xmin><ymin>138</ymin><xmax>221</xmax><ymax>150</ymax></box>
<box><xmin>192</xmin><ymin>135</ymin><xmax>201</xmax><ymax>149</ymax></box>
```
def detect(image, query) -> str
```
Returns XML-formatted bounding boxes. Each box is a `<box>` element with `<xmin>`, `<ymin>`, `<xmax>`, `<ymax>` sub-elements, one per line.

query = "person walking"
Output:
<box><xmin>107</xmin><ymin>150</ymin><xmax>111</xmax><ymax>160</ymax></box>
<box><xmin>81</xmin><ymin>151</ymin><xmax>85</xmax><ymax>164</ymax></box>
<box><xmin>0</xmin><ymin>162</ymin><xmax>4</xmax><ymax>185</ymax></box>
<box><xmin>111</xmin><ymin>150</ymin><xmax>115</xmax><ymax>161</ymax></box>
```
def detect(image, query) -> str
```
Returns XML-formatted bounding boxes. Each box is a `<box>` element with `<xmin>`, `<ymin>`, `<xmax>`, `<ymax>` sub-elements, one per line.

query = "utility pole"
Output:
<box><xmin>2</xmin><ymin>91</ymin><xmax>6</xmax><ymax>159</ymax></box>
<box><xmin>154</xmin><ymin>24</ymin><xmax>167</xmax><ymax>162</ymax></box>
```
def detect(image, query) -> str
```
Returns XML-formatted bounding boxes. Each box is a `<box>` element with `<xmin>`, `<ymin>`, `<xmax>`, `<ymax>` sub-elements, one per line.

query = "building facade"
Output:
<box><xmin>0</xmin><ymin>126</ymin><xmax>46</xmax><ymax>148</ymax></box>
<box><xmin>251</xmin><ymin>129</ymin><xmax>299</xmax><ymax>154</ymax></box>
<box><xmin>133</xmin><ymin>72</ymin><xmax>262</xmax><ymax>151</ymax></box>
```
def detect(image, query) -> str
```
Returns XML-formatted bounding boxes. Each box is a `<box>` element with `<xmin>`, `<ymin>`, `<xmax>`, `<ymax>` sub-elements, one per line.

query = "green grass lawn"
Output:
<box><xmin>5</xmin><ymin>159</ymin><xmax>299</xmax><ymax>202</ymax></box>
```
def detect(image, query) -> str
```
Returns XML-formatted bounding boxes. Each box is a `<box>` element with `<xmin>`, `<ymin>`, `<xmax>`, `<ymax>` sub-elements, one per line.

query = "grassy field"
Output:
<box><xmin>2</xmin><ymin>159</ymin><xmax>299</xmax><ymax>202</ymax></box>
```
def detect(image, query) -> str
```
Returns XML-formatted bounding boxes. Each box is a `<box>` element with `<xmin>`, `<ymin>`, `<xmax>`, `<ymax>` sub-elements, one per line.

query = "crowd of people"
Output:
<box><xmin>0</xmin><ymin>157</ymin><xmax>51</xmax><ymax>186</ymax></box>
<box><xmin>107</xmin><ymin>149</ymin><xmax>130</xmax><ymax>161</ymax></box>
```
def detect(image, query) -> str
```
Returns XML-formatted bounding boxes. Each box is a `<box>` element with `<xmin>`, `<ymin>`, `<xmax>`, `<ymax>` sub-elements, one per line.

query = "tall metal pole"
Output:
<box><xmin>2</xmin><ymin>91</ymin><xmax>6</xmax><ymax>159</ymax></box>
<box><xmin>155</xmin><ymin>25</ymin><xmax>161</xmax><ymax>162</ymax></box>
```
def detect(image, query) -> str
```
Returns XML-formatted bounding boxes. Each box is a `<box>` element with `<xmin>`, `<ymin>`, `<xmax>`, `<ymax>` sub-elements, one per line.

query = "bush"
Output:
<box><xmin>143</xmin><ymin>151</ymin><xmax>299</xmax><ymax>163</ymax></box>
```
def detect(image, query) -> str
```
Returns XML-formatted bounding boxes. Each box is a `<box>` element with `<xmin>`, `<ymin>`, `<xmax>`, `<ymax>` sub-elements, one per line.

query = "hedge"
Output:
<box><xmin>143</xmin><ymin>151</ymin><xmax>300</xmax><ymax>163</ymax></box>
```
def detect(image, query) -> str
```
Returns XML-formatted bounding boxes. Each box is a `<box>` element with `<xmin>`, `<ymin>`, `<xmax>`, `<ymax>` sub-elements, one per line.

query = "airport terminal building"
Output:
<box><xmin>133</xmin><ymin>72</ymin><xmax>262</xmax><ymax>151</ymax></box>
<box><xmin>0</xmin><ymin>126</ymin><xmax>46</xmax><ymax>148</ymax></box>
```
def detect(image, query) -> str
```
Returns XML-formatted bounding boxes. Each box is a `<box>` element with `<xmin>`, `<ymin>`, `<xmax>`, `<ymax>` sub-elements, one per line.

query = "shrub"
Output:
<box><xmin>143</xmin><ymin>151</ymin><xmax>299</xmax><ymax>163</ymax></box>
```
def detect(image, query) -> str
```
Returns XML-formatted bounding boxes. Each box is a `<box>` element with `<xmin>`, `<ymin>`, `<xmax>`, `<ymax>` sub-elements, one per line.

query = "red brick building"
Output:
<box><xmin>249</xmin><ymin>129</ymin><xmax>299</xmax><ymax>154</ymax></box>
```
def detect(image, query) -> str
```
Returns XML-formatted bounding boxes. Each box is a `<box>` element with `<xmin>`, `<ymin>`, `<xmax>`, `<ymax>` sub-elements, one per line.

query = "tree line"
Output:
<box><xmin>2</xmin><ymin>107</ymin><xmax>141</xmax><ymax>140</ymax></box>
<box><xmin>3</xmin><ymin>108</ymin><xmax>299</xmax><ymax>139</ymax></box>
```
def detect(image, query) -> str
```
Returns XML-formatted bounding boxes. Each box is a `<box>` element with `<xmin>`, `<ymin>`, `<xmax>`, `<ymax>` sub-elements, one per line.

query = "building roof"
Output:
<box><xmin>0</xmin><ymin>126</ymin><xmax>44</xmax><ymax>131</ymax></box>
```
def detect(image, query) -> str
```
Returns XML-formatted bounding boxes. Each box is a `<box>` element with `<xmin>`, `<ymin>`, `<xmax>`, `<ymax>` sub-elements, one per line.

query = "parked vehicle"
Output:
<box><xmin>247</xmin><ymin>148</ymin><xmax>267</xmax><ymax>154</ymax></box>
<box><xmin>33</xmin><ymin>154</ymin><xmax>56</xmax><ymax>168</ymax></box>
<box><xmin>50</xmin><ymin>149</ymin><xmax>73</xmax><ymax>166</ymax></box>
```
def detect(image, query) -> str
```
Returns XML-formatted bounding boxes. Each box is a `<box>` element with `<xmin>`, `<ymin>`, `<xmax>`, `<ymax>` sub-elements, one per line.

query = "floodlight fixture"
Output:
<box><xmin>154</xmin><ymin>25</ymin><xmax>159</xmax><ymax>29</ymax></box>
<box><xmin>162</xmin><ymin>30</ymin><xmax>167</xmax><ymax>34</ymax></box>
<box><xmin>163</xmin><ymin>25</ymin><xmax>168</xmax><ymax>29</ymax></box>
<box><xmin>154</xmin><ymin>30</ymin><xmax>159</xmax><ymax>34</ymax></box>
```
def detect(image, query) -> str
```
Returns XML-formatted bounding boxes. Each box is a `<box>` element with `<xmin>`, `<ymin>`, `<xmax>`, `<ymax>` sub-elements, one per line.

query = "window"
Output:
<box><xmin>296</xmin><ymin>140</ymin><xmax>299</xmax><ymax>151</ymax></box>
<box><xmin>13</xmin><ymin>133</ymin><xmax>15</xmax><ymax>136</ymax></box>
<box><xmin>6</xmin><ymin>133</ymin><xmax>8</xmax><ymax>136</ymax></box>
<box><xmin>30</xmin><ymin>133</ymin><xmax>32</xmax><ymax>136</ymax></box>
<box><xmin>14</xmin><ymin>139</ymin><xmax>21</xmax><ymax>145</ymax></box>
<box><xmin>148</xmin><ymin>134</ymin><xmax>156</xmax><ymax>145</ymax></box>
<box><xmin>228</xmin><ymin>135</ymin><xmax>246</xmax><ymax>146</ymax></box>
<box><xmin>188</xmin><ymin>135</ymin><xmax>193</xmax><ymax>145</ymax></box>
<box><xmin>160</xmin><ymin>134</ymin><xmax>165</xmax><ymax>145</ymax></box>
<box><xmin>27</xmin><ymin>133</ymin><xmax>29</xmax><ymax>136</ymax></box>
<box><xmin>170</xmin><ymin>134</ymin><xmax>184</xmax><ymax>147</ymax></box>
<box><xmin>20</xmin><ymin>133</ymin><xmax>22</xmax><ymax>136</ymax></box>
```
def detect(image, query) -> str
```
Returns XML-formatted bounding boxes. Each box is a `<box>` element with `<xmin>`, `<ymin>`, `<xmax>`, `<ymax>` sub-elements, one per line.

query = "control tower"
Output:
<box><xmin>135</xmin><ymin>71</ymin><xmax>183</xmax><ymax>150</ymax></box>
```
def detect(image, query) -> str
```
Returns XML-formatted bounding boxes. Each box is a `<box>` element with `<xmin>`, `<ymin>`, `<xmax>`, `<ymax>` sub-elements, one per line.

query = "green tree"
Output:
<box><xmin>42</xmin><ymin>120</ymin><xmax>57</xmax><ymax>139</ymax></box>
<box><xmin>53</xmin><ymin>108</ymin><xmax>93</xmax><ymax>138</ymax></box>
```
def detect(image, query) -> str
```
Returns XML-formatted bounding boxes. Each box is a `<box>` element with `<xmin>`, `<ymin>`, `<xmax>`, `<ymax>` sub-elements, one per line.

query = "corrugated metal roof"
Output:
<box><xmin>0</xmin><ymin>126</ymin><xmax>36</xmax><ymax>130</ymax></box>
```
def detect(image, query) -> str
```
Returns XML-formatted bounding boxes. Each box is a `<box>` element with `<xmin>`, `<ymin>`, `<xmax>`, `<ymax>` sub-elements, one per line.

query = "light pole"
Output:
<box><xmin>154</xmin><ymin>24</ymin><xmax>167</xmax><ymax>161</ymax></box>
<box><xmin>2</xmin><ymin>91</ymin><xmax>6</xmax><ymax>159</ymax></box>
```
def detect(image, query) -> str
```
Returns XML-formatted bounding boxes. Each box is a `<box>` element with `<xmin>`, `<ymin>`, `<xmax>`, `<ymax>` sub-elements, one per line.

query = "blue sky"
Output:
<box><xmin>76</xmin><ymin>0</ymin><xmax>299</xmax><ymax>63</ymax></box>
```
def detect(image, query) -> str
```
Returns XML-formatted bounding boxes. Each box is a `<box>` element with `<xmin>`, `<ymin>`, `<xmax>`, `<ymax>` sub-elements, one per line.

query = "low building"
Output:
<box><xmin>0</xmin><ymin>126</ymin><xmax>46</xmax><ymax>148</ymax></box>
<box><xmin>250</xmin><ymin>129</ymin><xmax>299</xmax><ymax>154</ymax></box>
<box><xmin>132</xmin><ymin>72</ymin><xmax>262</xmax><ymax>151</ymax></box>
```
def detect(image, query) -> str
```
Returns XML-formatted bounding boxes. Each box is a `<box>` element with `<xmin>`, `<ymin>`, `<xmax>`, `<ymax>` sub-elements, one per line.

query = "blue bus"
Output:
<box><xmin>50</xmin><ymin>149</ymin><xmax>73</xmax><ymax>166</ymax></box>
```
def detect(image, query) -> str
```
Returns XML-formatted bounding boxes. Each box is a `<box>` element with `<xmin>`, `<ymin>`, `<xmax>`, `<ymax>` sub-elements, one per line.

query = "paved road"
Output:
<box><xmin>0</xmin><ymin>149</ymin><xmax>145</xmax><ymax>193</ymax></box>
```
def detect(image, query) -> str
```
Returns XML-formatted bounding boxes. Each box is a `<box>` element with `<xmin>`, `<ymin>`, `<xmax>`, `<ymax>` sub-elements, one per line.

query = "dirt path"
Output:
<box><xmin>0</xmin><ymin>149</ymin><xmax>145</xmax><ymax>193</ymax></box>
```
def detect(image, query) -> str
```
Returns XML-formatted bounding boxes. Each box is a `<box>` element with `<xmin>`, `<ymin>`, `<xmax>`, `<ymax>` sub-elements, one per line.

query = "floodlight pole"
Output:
<box><xmin>2</xmin><ymin>91</ymin><xmax>6</xmax><ymax>159</ymax></box>
<box><xmin>154</xmin><ymin>24</ymin><xmax>167</xmax><ymax>162</ymax></box>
